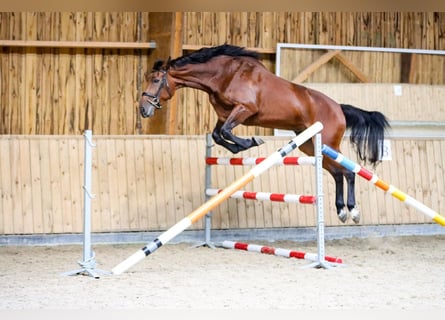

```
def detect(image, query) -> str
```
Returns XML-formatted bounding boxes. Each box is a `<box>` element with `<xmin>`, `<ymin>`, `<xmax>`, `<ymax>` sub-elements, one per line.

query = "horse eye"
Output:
<box><xmin>153</xmin><ymin>78</ymin><xmax>160</xmax><ymax>83</ymax></box>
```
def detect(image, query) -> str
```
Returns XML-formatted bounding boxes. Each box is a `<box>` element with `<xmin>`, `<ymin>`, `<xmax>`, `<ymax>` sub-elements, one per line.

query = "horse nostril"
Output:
<box><xmin>140</xmin><ymin>107</ymin><xmax>147</xmax><ymax>118</ymax></box>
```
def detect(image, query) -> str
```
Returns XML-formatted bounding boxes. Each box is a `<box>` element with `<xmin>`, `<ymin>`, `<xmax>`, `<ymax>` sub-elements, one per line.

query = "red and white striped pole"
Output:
<box><xmin>222</xmin><ymin>240</ymin><xmax>343</xmax><ymax>264</ymax></box>
<box><xmin>111</xmin><ymin>122</ymin><xmax>323</xmax><ymax>275</ymax></box>
<box><xmin>206</xmin><ymin>188</ymin><xmax>316</xmax><ymax>204</ymax></box>
<box><xmin>206</xmin><ymin>156</ymin><xmax>315</xmax><ymax>166</ymax></box>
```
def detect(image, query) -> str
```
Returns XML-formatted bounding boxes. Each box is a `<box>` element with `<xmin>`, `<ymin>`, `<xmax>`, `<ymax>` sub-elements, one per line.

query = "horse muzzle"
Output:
<box><xmin>140</xmin><ymin>92</ymin><xmax>162</xmax><ymax>118</ymax></box>
<box><xmin>140</xmin><ymin>103</ymin><xmax>156</xmax><ymax>118</ymax></box>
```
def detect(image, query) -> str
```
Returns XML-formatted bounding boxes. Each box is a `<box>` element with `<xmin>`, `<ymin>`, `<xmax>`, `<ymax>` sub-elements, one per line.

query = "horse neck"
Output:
<box><xmin>169</xmin><ymin>64</ymin><xmax>220</xmax><ymax>93</ymax></box>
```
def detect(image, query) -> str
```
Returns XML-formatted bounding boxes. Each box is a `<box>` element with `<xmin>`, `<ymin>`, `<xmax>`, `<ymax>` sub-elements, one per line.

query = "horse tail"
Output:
<box><xmin>340</xmin><ymin>104</ymin><xmax>391</xmax><ymax>166</ymax></box>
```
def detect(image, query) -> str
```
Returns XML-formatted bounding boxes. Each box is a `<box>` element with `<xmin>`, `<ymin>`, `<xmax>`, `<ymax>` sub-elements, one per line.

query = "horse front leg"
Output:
<box><xmin>211</xmin><ymin>120</ymin><xmax>244</xmax><ymax>154</ymax></box>
<box><xmin>344</xmin><ymin>169</ymin><xmax>360</xmax><ymax>223</ymax></box>
<box><xmin>218</xmin><ymin>105</ymin><xmax>264</xmax><ymax>153</ymax></box>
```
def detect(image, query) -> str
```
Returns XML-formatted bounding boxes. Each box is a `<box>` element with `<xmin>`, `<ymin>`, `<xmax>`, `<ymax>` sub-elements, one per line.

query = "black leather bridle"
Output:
<box><xmin>141</xmin><ymin>70</ymin><xmax>172</xmax><ymax>110</ymax></box>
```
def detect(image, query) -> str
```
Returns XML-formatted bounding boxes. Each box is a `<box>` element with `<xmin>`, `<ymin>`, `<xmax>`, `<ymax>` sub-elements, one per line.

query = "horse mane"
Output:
<box><xmin>168</xmin><ymin>44</ymin><xmax>260</xmax><ymax>68</ymax></box>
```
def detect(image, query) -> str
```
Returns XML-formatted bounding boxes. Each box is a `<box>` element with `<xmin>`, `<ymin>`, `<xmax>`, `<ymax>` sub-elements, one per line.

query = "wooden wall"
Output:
<box><xmin>278</xmin><ymin>47</ymin><xmax>445</xmax><ymax>84</ymax></box>
<box><xmin>0</xmin><ymin>12</ymin><xmax>173</xmax><ymax>135</ymax></box>
<box><xmin>1</xmin><ymin>12</ymin><xmax>445</xmax><ymax>136</ymax></box>
<box><xmin>1</xmin><ymin>130</ymin><xmax>444</xmax><ymax>235</ymax></box>
<box><xmin>1</xmin><ymin>84</ymin><xmax>444</xmax><ymax>235</ymax></box>
<box><xmin>183</xmin><ymin>12</ymin><xmax>445</xmax><ymax>51</ymax></box>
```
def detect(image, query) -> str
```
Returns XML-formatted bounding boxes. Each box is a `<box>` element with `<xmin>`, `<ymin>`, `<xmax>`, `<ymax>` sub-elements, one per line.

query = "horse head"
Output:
<box><xmin>139</xmin><ymin>58</ymin><xmax>174</xmax><ymax>118</ymax></box>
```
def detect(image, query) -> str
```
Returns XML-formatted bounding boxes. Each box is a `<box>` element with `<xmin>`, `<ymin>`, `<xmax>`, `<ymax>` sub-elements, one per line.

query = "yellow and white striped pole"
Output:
<box><xmin>111</xmin><ymin>121</ymin><xmax>323</xmax><ymax>275</ymax></box>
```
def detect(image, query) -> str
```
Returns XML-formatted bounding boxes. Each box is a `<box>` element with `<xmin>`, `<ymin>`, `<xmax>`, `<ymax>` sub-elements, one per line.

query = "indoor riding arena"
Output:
<box><xmin>1</xmin><ymin>12</ymin><xmax>445</xmax><ymax>310</ymax></box>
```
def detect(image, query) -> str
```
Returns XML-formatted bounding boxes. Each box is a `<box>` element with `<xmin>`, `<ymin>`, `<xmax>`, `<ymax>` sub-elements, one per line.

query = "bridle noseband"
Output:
<box><xmin>142</xmin><ymin>70</ymin><xmax>172</xmax><ymax>110</ymax></box>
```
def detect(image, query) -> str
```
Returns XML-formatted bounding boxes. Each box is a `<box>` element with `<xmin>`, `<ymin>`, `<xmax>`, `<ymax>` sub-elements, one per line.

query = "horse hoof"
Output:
<box><xmin>338</xmin><ymin>209</ymin><xmax>348</xmax><ymax>223</ymax></box>
<box><xmin>350</xmin><ymin>208</ymin><xmax>360</xmax><ymax>224</ymax></box>
<box><xmin>252</xmin><ymin>136</ymin><xmax>265</xmax><ymax>146</ymax></box>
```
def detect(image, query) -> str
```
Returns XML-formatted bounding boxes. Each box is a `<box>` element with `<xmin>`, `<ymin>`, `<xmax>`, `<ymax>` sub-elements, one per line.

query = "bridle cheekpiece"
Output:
<box><xmin>142</xmin><ymin>69</ymin><xmax>172</xmax><ymax>110</ymax></box>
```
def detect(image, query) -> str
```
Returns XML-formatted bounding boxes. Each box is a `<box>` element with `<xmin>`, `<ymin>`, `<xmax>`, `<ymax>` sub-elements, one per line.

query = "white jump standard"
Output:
<box><xmin>111</xmin><ymin>121</ymin><xmax>324</xmax><ymax>275</ymax></box>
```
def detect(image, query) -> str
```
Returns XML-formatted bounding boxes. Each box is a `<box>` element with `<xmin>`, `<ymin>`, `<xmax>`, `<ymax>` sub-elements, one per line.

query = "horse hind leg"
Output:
<box><xmin>330</xmin><ymin>166</ymin><xmax>361</xmax><ymax>224</ymax></box>
<box><xmin>344</xmin><ymin>169</ymin><xmax>360</xmax><ymax>224</ymax></box>
<box><xmin>302</xmin><ymin>141</ymin><xmax>349</xmax><ymax>223</ymax></box>
<box><xmin>333</xmin><ymin>170</ymin><xmax>348</xmax><ymax>223</ymax></box>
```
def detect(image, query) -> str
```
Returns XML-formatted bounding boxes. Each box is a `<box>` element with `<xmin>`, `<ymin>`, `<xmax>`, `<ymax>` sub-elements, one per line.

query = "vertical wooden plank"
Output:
<box><xmin>169</xmin><ymin>139</ymin><xmax>185</xmax><ymax>224</ymax></box>
<box><xmin>108</xmin><ymin>13</ymin><xmax>121</xmax><ymax>135</ymax></box>
<box><xmin>143</xmin><ymin>139</ymin><xmax>159</xmax><ymax>230</ymax></box>
<box><xmin>95</xmin><ymin>138</ymin><xmax>111</xmax><ymax>232</ymax></box>
<box><xmin>114</xmin><ymin>138</ymin><xmax>130</xmax><ymax>230</ymax></box>
<box><xmin>8</xmin><ymin>14</ymin><xmax>25</xmax><ymax>134</ymax></box>
<box><xmin>187</xmin><ymin>138</ymin><xmax>205</xmax><ymax>212</ymax></box>
<box><xmin>57</xmin><ymin>138</ymin><xmax>73</xmax><ymax>232</ymax></box>
<box><xmin>0</xmin><ymin>138</ymin><xmax>13</xmax><ymax>233</ymax></box>
<box><xmin>133</xmin><ymin>139</ymin><xmax>149</xmax><ymax>230</ymax></box>
<box><xmin>68</xmin><ymin>137</ymin><xmax>83</xmax><ymax>232</ymax></box>
<box><xmin>229</xmin><ymin>12</ymin><xmax>240</xmax><ymax>45</ymax></box>
<box><xmin>411</xmin><ymin>141</ymin><xmax>424</xmax><ymax>223</ymax></box>
<box><xmin>430</xmin><ymin>140</ymin><xmax>445</xmax><ymax>214</ymax></box>
<box><xmin>153</xmin><ymin>139</ymin><xmax>176</xmax><ymax>229</ymax></box>
<box><xmin>56</xmin><ymin>12</ymin><xmax>75</xmax><ymax>134</ymax></box>
<box><xmin>105</xmin><ymin>139</ymin><xmax>121</xmax><ymax>230</ymax></box>
<box><xmin>74</xmin><ymin>12</ymin><xmax>89</xmax><ymax>134</ymax></box>
<box><xmin>0</xmin><ymin>41</ymin><xmax>8</xmax><ymax>133</ymax></box>
<box><xmin>17</xmin><ymin>139</ymin><xmax>32</xmax><ymax>234</ymax></box>
<box><xmin>91</xmin><ymin>12</ymin><xmax>108</xmax><ymax>135</ymax></box>
<box><xmin>124</xmin><ymin>138</ymin><xmax>139</xmax><ymax>230</ymax></box>
<box><xmin>400</xmin><ymin>140</ymin><xmax>415</xmax><ymax>223</ymax></box>
<box><xmin>29</xmin><ymin>138</ymin><xmax>43</xmax><ymax>233</ymax></box>
<box><xmin>0</xmin><ymin>139</ymin><xmax>4</xmax><ymax>233</ymax></box>
<box><xmin>23</xmin><ymin>13</ymin><xmax>37</xmax><ymax>134</ymax></box>
<box><xmin>437</xmin><ymin>141</ymin><xmax>445</xmax><ymax>212</ymax></box>
<box><xmin>379</xmin><ymin>145</ymin><xmax>397</xmax><ymax>224</ymax></box>
<box><xmin>36</xmin><ymin>20</ymin><xmax>49</xmax><ymax>132</ymax></box>
<box><xmin>10</xmin><ymin>139</ymin><xmax>24</xmax><ymax>233</ymax></box>
<box><xmin>38</xmin><ymin>138</ymin><xmax>53</xmax><ymax>233</ymax></box>
<box><xmin>48</xmin><ymin>139</ymin><xmax>63</xmax><ymax>232</ymax></box>
<box><xmin>417</xmin><ymin>141</ymin><xmax>431</xmax><ymax>223</ymax></box>
<box><xmin>161</xmin><ymin>137</ymin><xmax>177</xmax><ymax>228</ymax></box>
<box><xmin>123</xmin><ymin>46</ymin><xmax>138</xmax><ymax>135</ymax></box>
<box><xmin>412</xmin><ymin>140</ymin><xmax>428</xmax><ymax>223</ymax></box>
<box><xmin>168</xmin><ymin>12</ymin><xmax>184</xmax><ymax>135</ymax></box>
<box><xmin>40</xmin><ymin>46</ymin><xmax>53</xmax><ymax>134</ymax></box>
<box><xmin>388</xmin><ymin>141</ymin><xmax>405</xmax><ymax>224</ymax></box>
<box><xmin>176</xmin><ymin>138</ymin><xmax>193</xmax><ymax>226</ymax></box>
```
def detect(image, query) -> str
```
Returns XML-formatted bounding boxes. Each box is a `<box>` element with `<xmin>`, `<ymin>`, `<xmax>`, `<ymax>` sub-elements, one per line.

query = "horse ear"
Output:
<box><xmin>165</xmin><ymin>56</ymin><xmax>172</xmax><ymax>69</ymax></box>
<box><xmin>152</xmin><ymin>60</ymin><xmax>164</xmax><ymax>71</ymax></box>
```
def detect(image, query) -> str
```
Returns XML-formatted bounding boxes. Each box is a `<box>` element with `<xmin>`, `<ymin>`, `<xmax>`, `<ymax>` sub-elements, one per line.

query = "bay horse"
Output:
<box><xmin>139</xmin><ymin>44</ymin><xmax>390</xmax><ymax>224</ymax></box>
